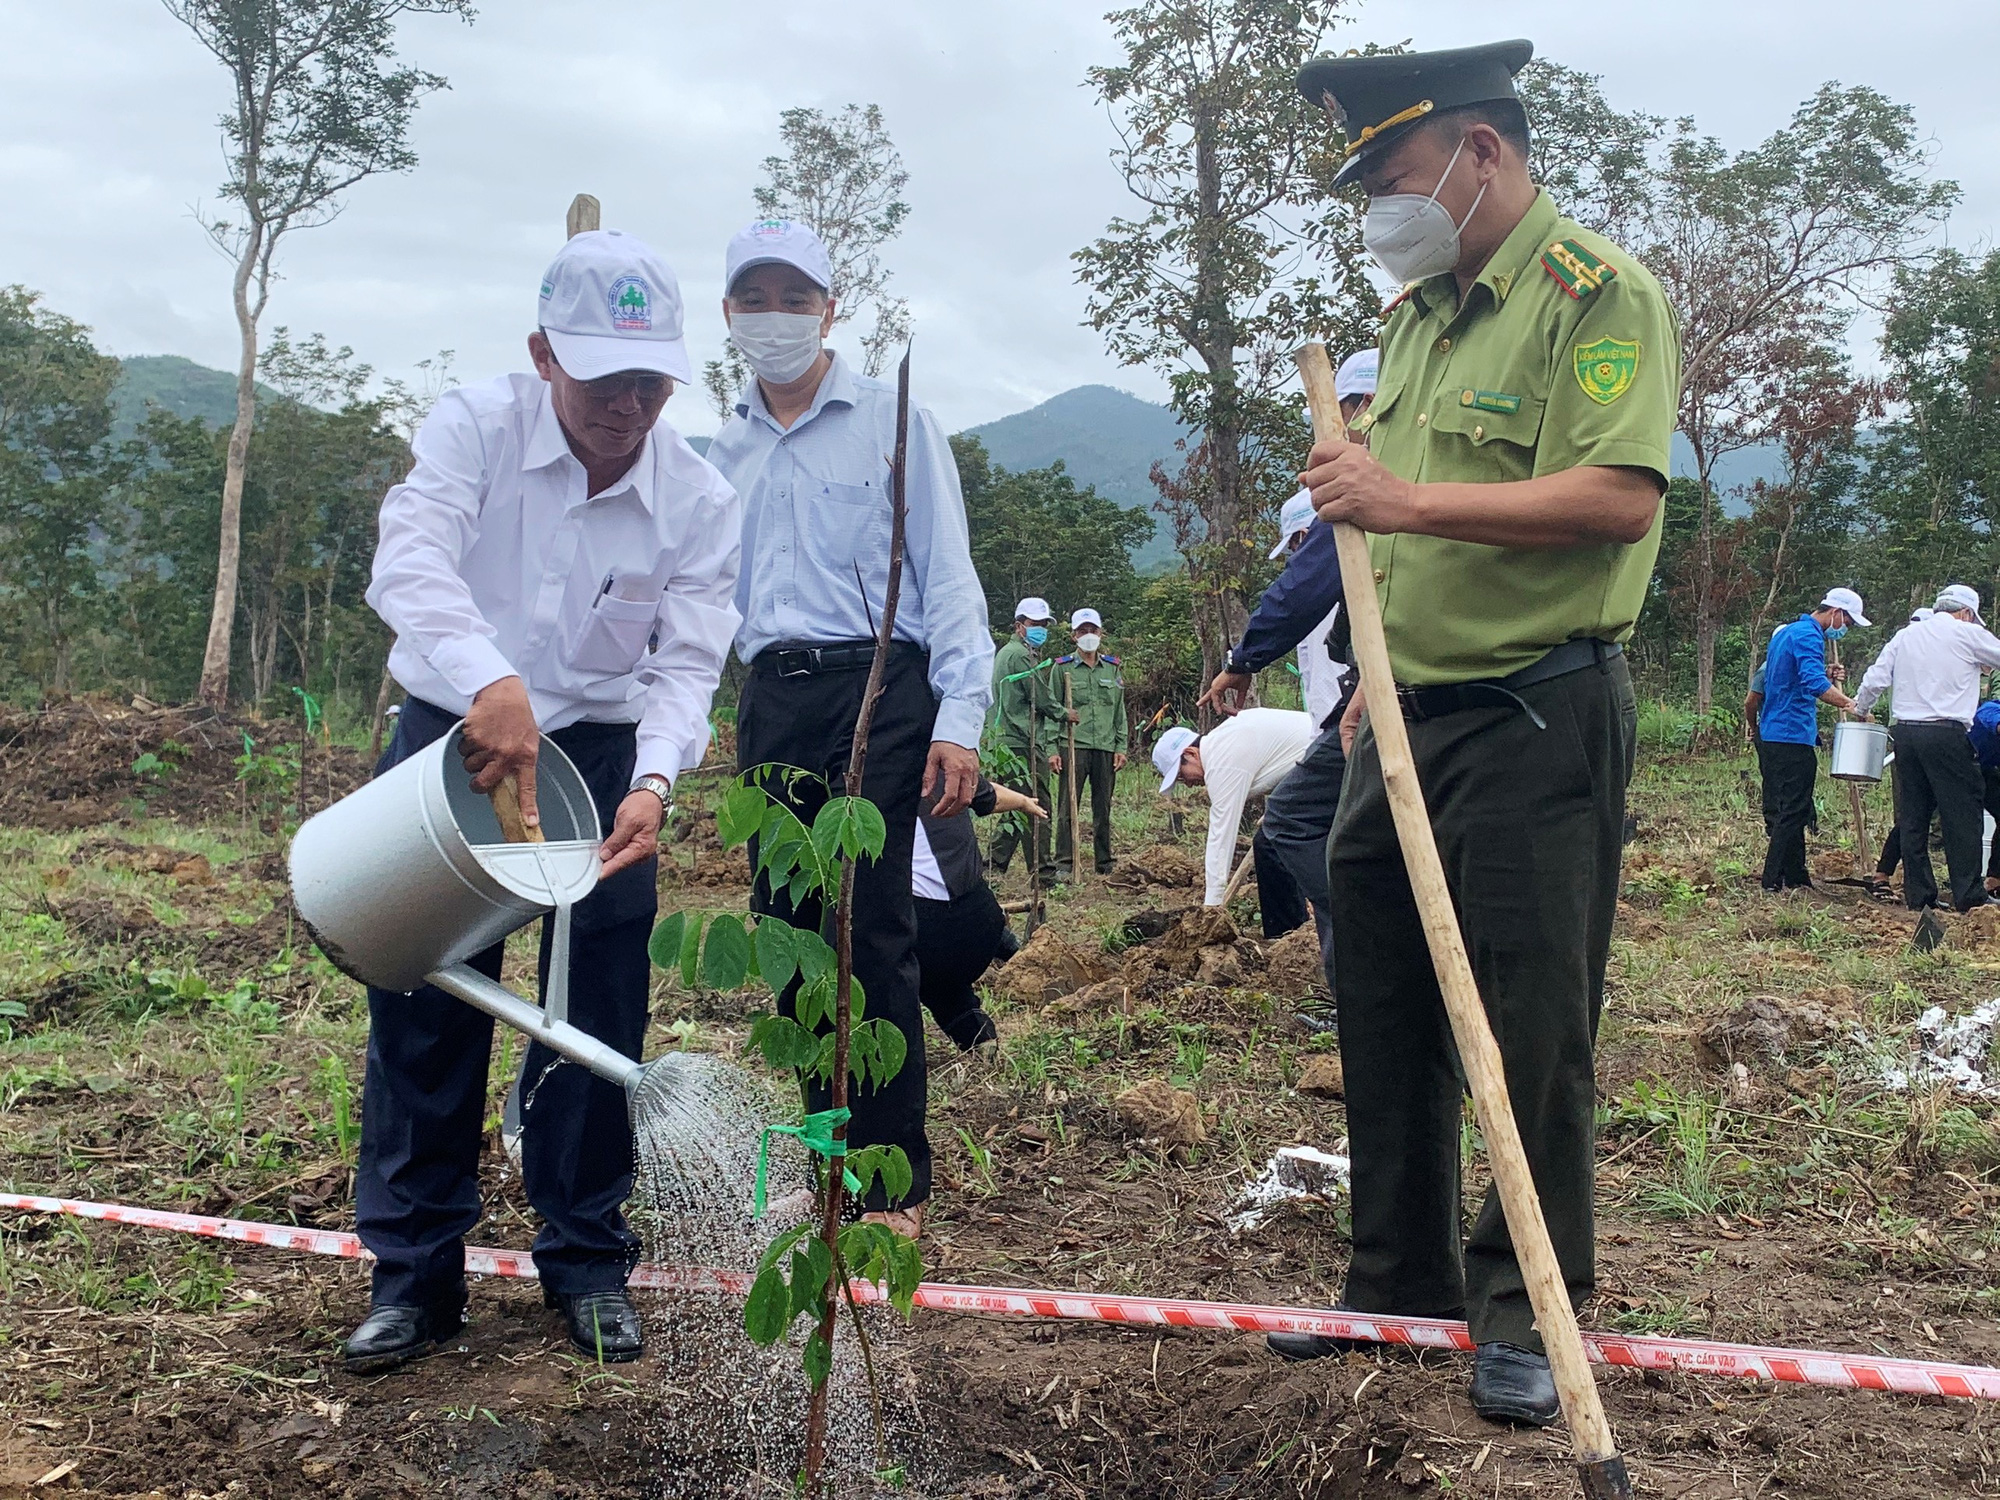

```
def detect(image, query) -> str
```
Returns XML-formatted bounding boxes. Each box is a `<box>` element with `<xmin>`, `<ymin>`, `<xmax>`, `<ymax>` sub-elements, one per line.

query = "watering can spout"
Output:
<box><xmin>427</xmin><ymin>963</ymin><xmax>644</xmax><ymax>1094</ymax></box>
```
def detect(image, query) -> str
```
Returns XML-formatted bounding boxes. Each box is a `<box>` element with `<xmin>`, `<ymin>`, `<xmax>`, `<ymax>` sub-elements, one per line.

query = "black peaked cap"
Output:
<box><xmin>1297</xmin><ymin>40</ymin><xmax>1534</xmax><ymax>188</ymax></box>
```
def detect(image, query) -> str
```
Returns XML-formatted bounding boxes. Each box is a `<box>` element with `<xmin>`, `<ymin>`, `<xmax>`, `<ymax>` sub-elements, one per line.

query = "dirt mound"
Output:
<box><xmin>0</xmin><ymin>697</ymin><xmax>369</xmax><ymax>831</ymax></box>
<box><xmin>1259</xmin><ymin>924</ymin><xmax>1327</xmax><ymax>999</ymax></box>
<box><xmin>1695</xmin><ymin>992</ymin><xmax>1846</xmax><ymax>1071</ymax></box>
<box><xmin>1107</xmin><ymin>842</ymin><xmax>1201</xmax><ymax>890</ymax></box>
<box><xmin>663</xmin><ymin>807</ymin><xmax>754</xmax><ymax>889</ymax></box>
<box><xmin>1117</xmin><ymin>906</ymin><xmax>1267</xmax><ymax>999</ymax></box>
<box><xmin>991</xmin><ymin>926</ymin><xmax>1113</xmax><ymax>1007</ymax></box>
<box><xmin>1113</xmin><ymin>1079</ymin><xmax>1205</xmax><ymax>1148</ymax></box>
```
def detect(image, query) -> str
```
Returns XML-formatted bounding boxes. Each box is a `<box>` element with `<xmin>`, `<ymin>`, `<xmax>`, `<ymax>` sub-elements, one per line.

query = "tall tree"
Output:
<box><xmin>1515</xmin><ymin>59</ymin><xmax>1662</xmax><ymax>243</ymax></box>
<box><xmin>1641</xmin><ymin>84</ymin><xmax>1957</xmax><ymax>711</ymax></box>
<box><xmin>704</xmin><ymin>103</ymin><xmax>913</xmax><ymax>413</ymax></box>
<box><xmin>163</xmin><ymin>0</ymin><xmax>474</xmax><ymax>706</ymax></box>
<box><xmin>1075</xmin><ymin>0</ymin><xmax>1377</xmax><ymax>689</ymax></box>
<box><xmin>0</xmin><ymin>288</ymin><xmax>127</xmax><ymax>695</ymax></box>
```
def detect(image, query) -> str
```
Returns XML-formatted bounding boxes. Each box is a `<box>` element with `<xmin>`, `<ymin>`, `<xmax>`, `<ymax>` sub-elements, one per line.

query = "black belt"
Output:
<box><xmin>1396</xmin><ymin>639</ymin><xmax>1622</xmax><ymax>730</ymax></box>
<box><xmin>754</xmin><ymin>640</ymin><xmax>923</xmax><ymax>679</ymax></box>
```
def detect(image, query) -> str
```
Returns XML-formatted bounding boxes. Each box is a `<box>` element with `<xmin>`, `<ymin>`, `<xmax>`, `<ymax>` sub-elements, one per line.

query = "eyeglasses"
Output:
<box><xmin>540</xmin><ymin>333</ymin><xmax>672</xmax><ymax>401</ymax></box>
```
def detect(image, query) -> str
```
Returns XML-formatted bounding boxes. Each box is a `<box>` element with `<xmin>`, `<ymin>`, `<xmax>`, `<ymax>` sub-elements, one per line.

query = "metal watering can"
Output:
<box><xmin>288</xmin><ymin>721</ymin><xmax>643</xmax><ymax>1093</ymax></box>
<box><xmin>1830</xmin><ymin>720</ymin><xmax>1891</xmax><ymax>783</ymax></box>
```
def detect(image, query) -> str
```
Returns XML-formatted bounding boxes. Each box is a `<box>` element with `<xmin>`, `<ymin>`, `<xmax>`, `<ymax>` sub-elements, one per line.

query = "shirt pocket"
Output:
<box><xmin>801</xmin><ymin>477</ymin><xmax>891</xmax><ymax>572</ymax></box>
<box><xmin>1428</xmin><ymin>386</ymin><xmax>1547</xmax><ymax>480</ymax></box>
<box><xmin>567</xmin><ymin>592</ymin><xmax>661</xmax><ymax>678</ymax></box>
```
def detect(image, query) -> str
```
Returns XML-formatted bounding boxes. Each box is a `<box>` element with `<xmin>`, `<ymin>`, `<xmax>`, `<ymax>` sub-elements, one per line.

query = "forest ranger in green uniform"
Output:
<box><xmin>985</xmin><ymin>596</ymin><xmax>1063</xmax><ymax>879</ymax></box>
<box><xmin>1268</xmin><ymin>41</ymin><xmax>1680</xmax><ymax>1431</ymax></box>
<box><xmin>1050</xmin><ymin>607</ymin><xmax>1129</xmax><ymax>875</ymax></box>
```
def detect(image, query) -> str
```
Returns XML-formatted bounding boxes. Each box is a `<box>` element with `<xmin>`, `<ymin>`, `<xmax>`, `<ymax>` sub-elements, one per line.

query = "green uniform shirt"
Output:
<box><xmin>989</xmin><ymin>636</ymin><xmax>1061</xmax><ymax>750</ymax></box>
<box><xmin>1050</xmin><ymin>653</ymin><xmax>1129</xmax><ymax>753</ymax></box>
<box><xmin>1356</xmin><ymin>188</ymin><xmax>1680</xmax><ymax>685</ymax></box>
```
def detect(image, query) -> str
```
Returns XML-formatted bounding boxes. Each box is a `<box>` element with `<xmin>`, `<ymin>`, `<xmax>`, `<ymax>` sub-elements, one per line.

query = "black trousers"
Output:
<box><xmin>1056</xmin><ymin>747</ymin><xmax>1119</xmax><ymax>874</ymax></box>
<box><xmin>988</xmin><ymin>740</ymin><xmax>1056</xmax><ymax>877</ymax></box>
<box><xmin>1757</xmin><ymin>739</ymin><xmax>1819</xmax><ymax>890</ymax></box>
<box><xmin>1894</xmin><ymin>721</ymin><xmax>1986</xmax><ymax>911</ymax></box>
<box><xmin>915</xmin><ymin>885</ymin><xmax>1007</xmax><ymax>1048</ymax></box>
<box><xmin>357</xmin><ymin>698</ymin><xmax>654</xmax><ymax>1309</ymax></box>
<box><xmin>1877</xmin><ymin>762</ymin><xmax>1903</xmax><ymax>878</ymax></box>
<box><xmin>737</xmin><ymin>647</ymin><xmax>935</xmax><ymax>1210</ymax></box>
<box><xmin>1258</xmin><ymin>724</ymin><xmax>1349</xmax><ymax>986</ymax></box>
<box><xmin>1251</xmin><ymin>824</ymin><xmax>1312</xmax><ymax>938</ymax></box>
<box><xmin>1985</xmin><ymin>768</ymin><xmax>2000</xmax><ymax>881</ymax></box>
<box><xmin>1329</xmin><ymin>655</ymin><xmax>1634</xmax><ymax>1351</ymax></box>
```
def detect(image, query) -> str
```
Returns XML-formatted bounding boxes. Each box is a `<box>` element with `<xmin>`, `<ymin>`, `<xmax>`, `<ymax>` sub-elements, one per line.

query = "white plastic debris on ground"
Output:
<box><xmin>1224</xmin><ymin>1144</ymin><xmax>1350</xmax><ymax>1232</ymax></box>
<box><xmin>1880</xmin><ymin>998</ymin><xmax>2000</xmax><ymax>1098</ymax></box>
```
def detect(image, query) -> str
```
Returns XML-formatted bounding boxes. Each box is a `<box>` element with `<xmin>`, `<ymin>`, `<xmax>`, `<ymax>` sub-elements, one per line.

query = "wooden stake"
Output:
<box><xmin>1065</xmin><ymin>673</ymin><xmax>1081</xmax><ymax>885</ymax></box>
<box><xmin>490</xmin><ymin>776</ymin><xmax>543</xmax><ymax>844</ymax></box>
<box><xmin>1293</xmin><ymin>343</ymin><xmax>1631</xmax><ymax>1500</ymax></box>
<box><xmin>1219</xmin><ymin>825</ymin><xmax>1260</xmax><ymax>908</ymax></box>
<box><xmin>565</xmin><ymin>194</ymin><xmax>601</xmax><ymax>238</ymax></box>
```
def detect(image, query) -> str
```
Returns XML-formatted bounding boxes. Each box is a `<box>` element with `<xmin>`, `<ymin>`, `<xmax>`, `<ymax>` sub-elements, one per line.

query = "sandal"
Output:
<box><xmin>1861</xmin><ymin>874</ymin><xmax>1897</xmax><ymax>904</ymax></box>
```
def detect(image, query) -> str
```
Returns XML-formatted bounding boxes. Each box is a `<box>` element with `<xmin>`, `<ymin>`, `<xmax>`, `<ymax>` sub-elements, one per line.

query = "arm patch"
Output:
<box><xmin>1541</xmin><ymin>239</ymin><xmax>1618</xmax><ymax>301</ymax></box>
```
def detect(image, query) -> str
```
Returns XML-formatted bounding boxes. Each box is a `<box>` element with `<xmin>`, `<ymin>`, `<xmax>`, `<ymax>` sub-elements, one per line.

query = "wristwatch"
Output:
<box><xmin>631</xmin><ymin>774</ymin><xmax>673</xmax><ymax>812</ymax></box>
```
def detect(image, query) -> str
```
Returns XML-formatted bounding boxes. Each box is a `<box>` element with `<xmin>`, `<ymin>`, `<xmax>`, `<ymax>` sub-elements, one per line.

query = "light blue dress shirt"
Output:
<box><xmin>707</xmin><ymin>352</ymin><xmax>994</xmax><ymax>749</ymax></box>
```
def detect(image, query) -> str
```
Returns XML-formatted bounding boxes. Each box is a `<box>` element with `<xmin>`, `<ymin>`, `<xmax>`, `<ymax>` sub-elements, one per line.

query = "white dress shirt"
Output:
<box><xmin>366</xmin><ymin>373</ymin><xmax>743</xmax><ymax>785</ymax></box>
<box><xmin>706</xmin><ymin>352</ymin><xmax>994</xmax><ymax>749</ymax></box>
<box><xmin>1296</xmin><ymin>603</ymin><xmax>1349</xmax><ymax>727</ymax></box>
<box><xmin>909</xmin><ymin>822</ymin><xmax>950</xmax><ymax>901</ymax></box>
<box><xmin>1855</xmin><ymin>613</ymin><xmax>2000</xmax><ymax>726</ymax></box>
<box><xmin>1198</xmin><ymin>707</ymin><xmax>1317</xmax><ymax>905</ymax></box>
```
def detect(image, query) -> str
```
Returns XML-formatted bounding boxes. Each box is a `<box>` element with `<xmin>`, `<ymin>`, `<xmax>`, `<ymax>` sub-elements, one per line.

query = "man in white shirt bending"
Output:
<box><xmin>1854</xmin><ymin>584</ymin><xmax>2000</xmax><ymax>912</ymax></box>
<box><xmin>353</xmin><ymin>229</ymin><xmax>741</xmax><ymax>1372</ymax></box>
<box><xmin>1152</xmin><ymin>708</ymin><xmax>1317</xmax><ymax>908</ymax></box>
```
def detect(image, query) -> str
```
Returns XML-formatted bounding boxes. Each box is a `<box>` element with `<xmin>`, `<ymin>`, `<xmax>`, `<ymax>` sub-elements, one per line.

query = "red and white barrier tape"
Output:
<box><xmin>6</xmin><ymin>1190</ymin><xmax>1996</xmax><ymax>1401</ymax></box>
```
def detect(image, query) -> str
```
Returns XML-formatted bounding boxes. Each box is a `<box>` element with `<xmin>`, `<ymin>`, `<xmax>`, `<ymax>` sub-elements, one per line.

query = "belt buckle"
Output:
<box><xmin>777</xmin><ymin>648</ymin><xmax>819</xmax><ymax>679</ymax></box>
<box><xmin>1395</xmin><ymin>684</ymin><xmax>1426</xmax><ymax>723</ymax></box>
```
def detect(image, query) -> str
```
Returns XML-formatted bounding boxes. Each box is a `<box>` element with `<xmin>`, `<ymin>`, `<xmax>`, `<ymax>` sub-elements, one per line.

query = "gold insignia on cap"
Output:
<box><xmin>1343</xmin><ymin>99</ymin><xmax>1435</xmax><ymax>160</ymax></box>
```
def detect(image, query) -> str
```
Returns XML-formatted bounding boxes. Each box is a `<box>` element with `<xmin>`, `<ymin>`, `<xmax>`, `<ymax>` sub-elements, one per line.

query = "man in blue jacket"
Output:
<box><xmin>1758</xmin><ymin>588</ymin><xmax>1865</xmax><ymax>891</ymax></box>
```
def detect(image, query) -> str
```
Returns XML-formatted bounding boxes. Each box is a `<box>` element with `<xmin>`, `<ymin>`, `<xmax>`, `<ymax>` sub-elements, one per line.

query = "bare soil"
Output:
<box><xmin>6</xmin><ymin>729</ymin><xmax>2000</xmax><ymax>1496</ymax></box>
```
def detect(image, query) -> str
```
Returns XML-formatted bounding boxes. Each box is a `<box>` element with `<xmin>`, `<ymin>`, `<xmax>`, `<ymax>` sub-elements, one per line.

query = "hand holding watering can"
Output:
<box><xmin>462</xmin><ymin>675</ymin><xmax>662</xmax><ymax>877</ymax></box>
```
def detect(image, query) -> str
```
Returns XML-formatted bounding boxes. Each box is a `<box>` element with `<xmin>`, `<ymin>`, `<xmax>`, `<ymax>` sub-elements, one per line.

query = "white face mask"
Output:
<box><xmin>727</xmin><ymin>310</ymin><xmax>824</xmax><ymax>383</ymax></box>
<box><xmin>1076</xmin><ymin>633</ymin><xmax>1102</xmax><ymax>656</ymax></box>
<box><xmin>1361</xmin><ymin>137</ymin><xmax>1488</xmax><ymax>284</ymax></box>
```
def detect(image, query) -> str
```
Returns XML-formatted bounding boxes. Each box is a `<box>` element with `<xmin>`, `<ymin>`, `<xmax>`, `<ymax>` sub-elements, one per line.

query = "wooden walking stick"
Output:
<box><xmin>1065</xmin><ymin>673</ymin><xmax>1082</xmax><ymax>884</ymax></box>
<box><xmin>1293</xmin><ymin>342</ymin><xmax>1632</xmax><ymax>1500</ymax></box>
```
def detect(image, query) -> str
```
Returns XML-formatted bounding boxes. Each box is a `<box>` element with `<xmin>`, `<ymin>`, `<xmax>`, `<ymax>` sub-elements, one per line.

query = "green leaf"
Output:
<box><xmin>803</xmin><ymin>1329</ymin><xmax>832</xmax><ymax>1388</ymax></box>
<box><xmin>795</xmin><ymin>930</ymin><xmax>835</xmax><ymax>986</ymax></box>
<box><xmin>814</xmin><ymin>1031</ymin><xmax>838</xmax><ymax>1083</ymax></box>
<box><xmin>677</xmin><ymin>912</ymin><xmax>705</xmax><ymax>988</ymax></box>
<box><xmin>796</xmin><ymin>972</ymin><xmax>835</xmax><ymax>1032</ymax></box>
<box><xmin>700</xmin><ymin>912</ymin><xmax>752</xmax><ymax>991</ymax></box>
<box><xmin>647</xmin><ymin>912</ymin><xmax>686</xmax><ymax>974</ymax></box>
<box><xmin>787</xmin><ymin>866</ymin><xmax>817</xmax><ymax>910</ymax></box>
<box><xmin>848</xmin><ymin>1025</ymin><xmax>878</xmax><ymax>1090</ymax></box>
<box><xmin>716</xmin><ymin>782</ymin><xmax>766</xmax><ymax>847</ymax></box>
<box><xmin>860</xmin><ymin>1018</ymin><xmax>907</xmax><ymax>1089</ymax></box>
<box><xmin>753</xmin><ymin>919</ymin><xmax>798</xmax><ymax>993</ymax></box>
<box><xmin>849</xmin><ymin>973</ymin><xmax>866</xmax><ymax>1022</ymax></box>
<box><xmin>880</xmin><ymin>1144</ymin><xmax>915</xmax><ymax>1205</ymax></box>
<box><xmin>812</xmin><ymin>796</ymin><xmax>887</xmax><ymax>866</ymax></box>
<box><xmin>744</xmin><ymin>1266</ymin><xmax>792</xmax><ymax>1345</ymax></box>
<box><xmin>755</xmin><ymin>1222</ymin><xmax>814</xmax><ymax>1275</ymax></box>
<box><xmin>748</xmin><ymin>1014</ymin><xmax>821</xmax><ymax>1071</ymax></box>
<box><xmin>788</xmin><ymin>1235</ymin><xmax>833</xmax><ymax>1320</ymax></box>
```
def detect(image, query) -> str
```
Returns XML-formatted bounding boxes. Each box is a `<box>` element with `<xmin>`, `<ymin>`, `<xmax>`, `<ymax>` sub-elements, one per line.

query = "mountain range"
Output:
<box><xmin>111</xmin><ymin>355</ymin><xmax>1783</xmax><ymax>554</ymax></box>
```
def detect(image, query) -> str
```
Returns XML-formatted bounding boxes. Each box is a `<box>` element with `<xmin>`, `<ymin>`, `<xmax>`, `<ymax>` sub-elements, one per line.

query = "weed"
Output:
<box><xmin>955</xmin><ymin>1126</ymin><xmax>997</xmax><ymax>1196</ymax></box>
<box><xmin>1169</xmin><ymin>1024</ymin><xmax>1208</xmax><ymax>1085</ymax></box>
<box><xmin>316</xmin><ymin>1052</ymin><xmax>360</xmax><ymax>1161</ymax></box>
<box><xmin>0</xmin><ymin>999</ymin><xmax>26</xmax><ymax>1042</ymax></box>
<box><xmin>1612</xmin><ymin>1296</ymin><xmax>1705</xmax><ymax>1336</ymax></box>
<box><xmin>1638</xmin><ymin>1090</ymin><xmax>1732</xmax><ymax>1218</ymax></box>
<box><xmin>171</xmin><ymin>1245</ymin><xmax>235</xmax><ymax>1312</ymax></box>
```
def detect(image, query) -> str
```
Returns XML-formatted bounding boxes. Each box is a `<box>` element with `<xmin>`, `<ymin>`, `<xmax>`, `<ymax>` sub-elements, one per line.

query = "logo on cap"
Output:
<box><xmin>750</xmin><ymin>219</ymin><xmax>790</xmax><ymax>239</ymax></box>
<box><xmin>608</xmin><ymin>276</ymin><xmax>652</xmax><ymax>332</ymax></box>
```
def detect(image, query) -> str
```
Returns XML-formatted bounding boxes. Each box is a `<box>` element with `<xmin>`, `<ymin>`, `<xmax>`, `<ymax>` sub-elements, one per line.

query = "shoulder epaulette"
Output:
<box><xmin>1379</xmin><ymin>282</ymin><xmax>1420</xmax><ymax>320</ymax></box>
<box><xmin>1104</xmin><ymin>654</ymin><xmax>1121</xmax><ymax>665</ymax></box>
<box><xmin>1055</xmin><ymin>654</ymin><xmax>1075</xmax><ymax>665</ymax></box>
<box><xmin>1541</xmin><ymin>238</ymin><xmax>1618</xmax><ymax>301</ymax></box>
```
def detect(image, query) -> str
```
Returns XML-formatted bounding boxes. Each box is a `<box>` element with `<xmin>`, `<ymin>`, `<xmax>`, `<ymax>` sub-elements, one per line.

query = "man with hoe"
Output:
<box><xmin>987</xmin><ymin>596</ymin><xmax>1064</xmax><ymax>880</ymax></box>
<box><xmin>1275</xmin><ymin>40</ymin><xmax>1681</xmax><ymax>1429</ymax></box>
<box><xmin>351</xmin><ymin>229</ymin><xmax>742</xmax><ymax>1371</ymax></box>
<box><xmin>1051</xmin><ymin>607</ymin><xmax>1128</xmax><ymax>876</ymax></box>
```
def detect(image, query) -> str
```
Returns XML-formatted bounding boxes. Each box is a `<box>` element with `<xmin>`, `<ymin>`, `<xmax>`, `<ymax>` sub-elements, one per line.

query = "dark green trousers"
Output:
<box><xmin>987</xmin><ymin>739</ymin><xmax>1056</xmax><ymax>877</ymax></box>
<box><xmin>1327</xmin><ymin>654</ymin><xmax>1635</xmax><ymax>1351</ymax></box>
<box><xmin>1056</xmin><ymin>747</ymin><xmax>1118</xmax><ymax>874</ymax></box>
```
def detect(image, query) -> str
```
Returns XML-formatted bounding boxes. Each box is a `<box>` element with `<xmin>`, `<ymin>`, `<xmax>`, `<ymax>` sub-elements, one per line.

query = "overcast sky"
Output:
<box><xmin>3</xmin><ymin>0</ymin><xmax>1994</xmax><ymax>438</ymax></box>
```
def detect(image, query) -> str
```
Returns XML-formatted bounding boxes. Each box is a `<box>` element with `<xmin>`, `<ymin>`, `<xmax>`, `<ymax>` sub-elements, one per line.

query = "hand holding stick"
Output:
<box><xmin>1294</xmin><ymin>342</ymin><xmax>1632</xmax><ymax>1500</ymax></box>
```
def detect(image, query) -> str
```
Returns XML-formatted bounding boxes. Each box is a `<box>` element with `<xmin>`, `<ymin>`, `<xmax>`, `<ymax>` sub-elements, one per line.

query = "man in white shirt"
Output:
<box><xmin>705</xmin><ymin>219</ymin><xmax>993</xmax><ymax>1241</ymax></box>
<box><xmin>1854</xmin><ymin>585</ymin><xmax>2000</xmax><ymax>912</ymax></box>
<box><xmin>1152</xmin><ymin>708</ymin><xmax>1317</xmax><ymax>907</ymax></box>
<box><xmin>352</xmin><ymin>230</ymin><xmax>741</xmax><ymax>1372</ymax></box>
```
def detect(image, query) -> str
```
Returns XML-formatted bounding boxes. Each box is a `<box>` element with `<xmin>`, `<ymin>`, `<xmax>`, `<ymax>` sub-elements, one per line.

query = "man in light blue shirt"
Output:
<box><xmin>706</xmin><ymin>219</ymin><xmax>993</xmax><ymax>1239</ymax></box>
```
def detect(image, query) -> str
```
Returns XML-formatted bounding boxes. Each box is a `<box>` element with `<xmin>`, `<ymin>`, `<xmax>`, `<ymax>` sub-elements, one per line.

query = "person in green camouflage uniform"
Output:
<box><xmin>985</xmin><ymin>596</ymin><xmax>1063</xmax><ymax>878</ymax></box>
<box><xmin>1050</xmin><ymin>608</ymin><xmax>1129</xmax><ymax>875</ymax></box>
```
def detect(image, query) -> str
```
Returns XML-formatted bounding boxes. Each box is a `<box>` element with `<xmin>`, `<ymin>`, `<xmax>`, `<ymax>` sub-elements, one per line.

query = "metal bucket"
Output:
<box><xmin>1830</xmin><ymin>720</ymin><xmax>1890</xmax><ymax>782</ymax></box>
<box><xmin>289</xmin><ymin>723</ymin><xmax>601</xmax><ymax>993</ymax></box>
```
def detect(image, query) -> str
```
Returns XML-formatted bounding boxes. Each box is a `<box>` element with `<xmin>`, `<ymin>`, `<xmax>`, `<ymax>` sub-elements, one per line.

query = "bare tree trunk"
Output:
<box><xmin>199</xmin><ymin>230</ymin><xmax>264</xmax><ymax>708</ymax></box>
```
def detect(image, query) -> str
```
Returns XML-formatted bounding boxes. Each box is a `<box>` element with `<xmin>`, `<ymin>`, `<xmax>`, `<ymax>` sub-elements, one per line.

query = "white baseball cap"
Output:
<box><xmin>725</xmin><ymin>218</ymin><xmax>834</xmax><ymax>295</ymax></box>
<box><xmin>1911</xmin><ymin>606</ymin><xmax>1934</xmax><ymax>623</ymax></box>
<box><xmin>1335</xmin><ymin>348</ymin><xmax>1379</xmax><ymax>401</ymax></box>
<box><xmin>1070</xmin><ymin>608</ymin><xmax>1103</xmax><ymax>631</ymax></box>
<box><xmin>1937</xmin><ymin>584</ymin><xmax>1982</xmax><ymax>620</ymax></box>
<box><xmin>1153</xmin><ymin>727</ymin><xmax>1199</xmax><ymax>795</ymax></box>
<box><xmin>538</xmin><ymin>230</ymin><xmax>692</xmax><ymax>383</ymax></box>
<box><xmin>1820</xmin><ymin>587</ymin><xmax>1871</xmax><ymax>627</ymax></box>
<box><xmin>1014</xmin><ymin>596</ymin><xmax>1053</xmax><ymax>622</ymax></box>
<box><xmin>1270</xmin><ymin>488</ymin><xmax>1317</xmax><ymax>558</ymax></box>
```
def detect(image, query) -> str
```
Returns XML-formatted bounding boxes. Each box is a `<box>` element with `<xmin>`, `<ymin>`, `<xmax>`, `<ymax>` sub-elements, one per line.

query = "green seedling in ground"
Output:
<box><xmin>956</xmin><ymin>1126</ymin><xmax>997</xmax><ymax>1196</ymax></box>
<box><xmin>316</xmin><ymin>1052</ymin><xmax>359</xmax><ymax>1160</ymax></box>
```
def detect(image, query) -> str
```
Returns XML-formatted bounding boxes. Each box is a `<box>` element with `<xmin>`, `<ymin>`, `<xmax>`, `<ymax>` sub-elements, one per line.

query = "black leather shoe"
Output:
<box><xmin>1470</xmin><ymin>1341</ymin><xmax>1559</xmax><ymax>1426</ymax></box>
<box><xmin>342</xmin><ymin>1301</ymin><xmax>460</xmax><ymax>1373</ymax></box>
<box><xmin>546</xmin><ymin>1288</ymin><xmax>643</xmax><ymax>1362</ymax></box>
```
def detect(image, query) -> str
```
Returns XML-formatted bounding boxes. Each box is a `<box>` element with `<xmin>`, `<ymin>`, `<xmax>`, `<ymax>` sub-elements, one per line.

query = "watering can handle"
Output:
<box><xmin>491</xmin><ymin>776</ymin><xmax>545</xmax><ymax>844</ymax></box>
